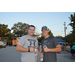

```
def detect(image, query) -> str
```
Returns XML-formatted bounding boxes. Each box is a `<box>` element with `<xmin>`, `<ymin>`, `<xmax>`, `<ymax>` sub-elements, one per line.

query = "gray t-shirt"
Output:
<box><xmin>17</xmin><ymin>35</ymin><xmax>38</xmax><ymax>62</ymax></box>
<box><xmin>41</xmin><ymin>36</ymin><xmax>59</xmax><ymax>62</ymax></box>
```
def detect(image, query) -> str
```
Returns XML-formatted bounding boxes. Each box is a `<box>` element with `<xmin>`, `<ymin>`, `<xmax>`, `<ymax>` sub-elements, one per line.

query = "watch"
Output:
<box><xmin>28</xmin><ymin>49</ymin><xmax>30</xmax><ymax>52</ymax></box>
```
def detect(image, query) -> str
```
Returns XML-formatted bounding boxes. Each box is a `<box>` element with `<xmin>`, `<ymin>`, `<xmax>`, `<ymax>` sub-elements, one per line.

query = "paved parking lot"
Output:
<box><xmin>0</xmin><ymin>46</ymin><xmax>21</xmax><ymax>62</ymax></box>
<box><xmin>0</xmin><ymin>46</ymin><xmax>75</xmax><ymax>62</ymax></box>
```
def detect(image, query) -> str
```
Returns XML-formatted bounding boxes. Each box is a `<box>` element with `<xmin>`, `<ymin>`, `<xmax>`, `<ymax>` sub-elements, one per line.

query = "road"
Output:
<box><xmin>0</xmin><ymin>46</ymin><xmax>21</xmax><ymax>62</ymax></box>
<box><xmin>0</xmin><ymin>46</ymin><xmax>75</xmax><ymax>62</ymax></box>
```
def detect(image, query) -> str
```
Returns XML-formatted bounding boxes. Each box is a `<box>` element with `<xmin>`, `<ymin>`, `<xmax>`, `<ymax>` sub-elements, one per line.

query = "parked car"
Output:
<box><xmin>0</xmin><ymin>42</ymin><xmax>6</xmax><ymax>48</ymax></box>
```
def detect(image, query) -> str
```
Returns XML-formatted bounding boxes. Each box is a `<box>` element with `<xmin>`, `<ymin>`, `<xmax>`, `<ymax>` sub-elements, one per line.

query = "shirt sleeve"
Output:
<box><xmin>53</xmin><ymin>37</ymin><xmax>59</xmax><ymax>47</ymax></box>
<box><xmin>17</xmin><ymin>36</ymin><xmax>25</xmax><ymax>47</ymax></box>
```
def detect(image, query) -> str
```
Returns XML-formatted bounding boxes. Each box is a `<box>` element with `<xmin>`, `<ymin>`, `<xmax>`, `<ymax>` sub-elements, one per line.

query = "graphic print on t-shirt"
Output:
<box><xmin>28</xmin><ymin>39</ymin><xmax>36</xmax><ymax>49</ymax></box>
<box><xmin>42</xmin><ymin>40</ymin><xmax>49</xmax><ymax>48</ymax></box>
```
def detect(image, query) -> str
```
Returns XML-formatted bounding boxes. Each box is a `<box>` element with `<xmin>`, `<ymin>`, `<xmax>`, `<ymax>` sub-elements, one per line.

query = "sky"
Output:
<box><xmin>0</xmin><ymin>12</ymin><xmax>74</xmax><ymax>37</ymax></box>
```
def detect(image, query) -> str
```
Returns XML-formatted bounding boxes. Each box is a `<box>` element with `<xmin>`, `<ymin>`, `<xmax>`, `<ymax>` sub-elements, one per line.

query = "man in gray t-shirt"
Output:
<box><xmin>16</xmin><ymin>25</ymin><xmax>39</xmax><ymax>62</ymax></box>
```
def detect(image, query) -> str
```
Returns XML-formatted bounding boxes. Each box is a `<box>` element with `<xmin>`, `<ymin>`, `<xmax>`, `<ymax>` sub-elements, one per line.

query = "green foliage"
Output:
<box><xmin>68</xmin><ymin>13</ymin><xmax>75</xmax><ymax>42</ymax></box>
<box><xmin>11</xmin><ymin>22</ymin><xmax>29</xmax><ymax>37</ymax></box>
<box><xmin>0</xmin><ymin>24</ymin><xmax>11</xmax><ymax>37</ymax></box>
<box><xmin>38</xmin><ymin>36</ymin><xmax>44</xmax><ymax>42</ymax></box>
<box><xmin>56</xmin><ymin>36</ymin><xmax>65</xmax><ymax>40</ymax></box>
<box><xmin>48</xmin><ymin>29</ymin><xmax>53</xmax><ymax>36</ymax></box>
<box><xmin>66</xmin><ymin>33</ymin><xmax>74</xmax><ymax>43</ymax></box>
<box><xmin>8</xmin><ymin>33</ymin><xmax>12</xmax><ymax>40</ymax></box>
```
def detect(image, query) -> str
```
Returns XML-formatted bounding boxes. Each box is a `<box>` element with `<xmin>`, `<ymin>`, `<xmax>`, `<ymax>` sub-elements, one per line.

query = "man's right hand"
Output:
<box><xmin>39</xmin><ymin>53</ymin><xmax>43</xmax><ymax>58</ymax></box>
<box><xmin>30</xmin><ymin>46</ymin><xmax>34</xmax><ymax>52</ymax></box>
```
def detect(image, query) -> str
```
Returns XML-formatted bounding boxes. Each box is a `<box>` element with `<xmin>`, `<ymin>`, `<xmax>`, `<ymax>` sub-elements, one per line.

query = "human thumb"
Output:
<box><xmin>44</xmin><ymin>45</ymin><xmax>47</xmax><ymax>48</ymax></box>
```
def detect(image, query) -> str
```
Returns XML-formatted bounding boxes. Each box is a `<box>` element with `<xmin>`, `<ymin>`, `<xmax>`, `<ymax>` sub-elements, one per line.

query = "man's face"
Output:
<box><xmin>42</xmin><ymin>29</ymin><xmax>49</xmax><ymax>37</ymax></box>
<box><xmin>28</xmin><ymin>27</ymin><xmax>35</xmax><ymax>36</ymax></box>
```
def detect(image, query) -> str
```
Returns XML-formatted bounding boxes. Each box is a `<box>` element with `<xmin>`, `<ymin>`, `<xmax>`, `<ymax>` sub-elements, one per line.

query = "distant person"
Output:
<box><xmin>71</xmin><ymin>44</ymin><xmax>75</xmax><ymax>59</ymax></box>
<box><xmin>11</xmin><ymin>41</ymin><xmax>12</xmax><ymax>46</ymax></box>
<box><xmin>14</xmin><ymin>41</ymin><xmax>16</xmax><ymax>46</ymax></box>
<box><xmin>39</xmin><ymin>26</ymin><xmax>61</xmax><ymax>62</ymax></box>
<box><xmin>60</xmin><ymin>43</ymin><xmax>64</xmax><ymax>51</ymax></box>
<box><xmin>16</xmin><ymin>25</ymin><xmax>39</xmax><ymax>62</ymax></box>
<box><xmin>70</xmin><ymin>43</ymin><xmax>74</xmax><ymax>49</ymax></box>
<box><xmin>62</xmin><ymin>43</ymin><xmax>65</xmax><ymax>51</ymax></box>
<box><xmin>9</xmin><ymin>41</ymin><xmax>11</xmax><ymax>46</ymax></box>
<box><xmin>8</xmin><ymin>41</ymin><xmax>10</xmax><ymax>46</ymax></box>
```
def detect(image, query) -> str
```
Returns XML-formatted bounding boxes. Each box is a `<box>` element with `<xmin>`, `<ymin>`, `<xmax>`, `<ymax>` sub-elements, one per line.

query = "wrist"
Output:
<box><xmin>48</xmin><ymin>48</ymin><xmax>50</xmax><ymax>52</ymax></box>
<box><xmin>28</xmin><ymin>48</ymin><xmax>30</xmax><ymax>52</ymax></box>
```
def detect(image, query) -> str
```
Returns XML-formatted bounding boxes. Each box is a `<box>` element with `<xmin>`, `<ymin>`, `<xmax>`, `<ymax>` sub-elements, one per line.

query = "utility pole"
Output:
<box><xmin>64</xmin><ymin>22</ymin><xmax>67</xmax><ymax>50</ymax></box>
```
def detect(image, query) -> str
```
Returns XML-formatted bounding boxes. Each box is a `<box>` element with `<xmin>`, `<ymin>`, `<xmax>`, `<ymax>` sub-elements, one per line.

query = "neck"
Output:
<box><xmin>44</xmin><ymin>35</ymin><xmax>50</xmax><ymax>38</ymax></box>
<box><xmin>28</xmin><ymin>34</ymin><xmax>33</xmax><ymax>37</ymax></box>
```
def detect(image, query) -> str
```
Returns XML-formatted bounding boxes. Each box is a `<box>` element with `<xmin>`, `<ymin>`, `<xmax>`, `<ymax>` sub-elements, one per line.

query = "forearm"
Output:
<box><xmin>37</xmin><ymin>47</ymin><xmax>39</xmax><ymax>51</ymax></box>
<box><xmin>16</xmin><ymin>45</ymin><xmax>28</xmax><ymax>52</ymax></box>
<box><xmin>48</xmin><ymin>47</ymin><xmax>61</xmax><ymax>52</ymax></box>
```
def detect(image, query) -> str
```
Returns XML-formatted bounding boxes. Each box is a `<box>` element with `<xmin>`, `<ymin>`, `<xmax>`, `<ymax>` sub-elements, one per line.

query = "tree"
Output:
<box><xmin>0</xmin><ymin>24</ymin><xmax>11</xmax><ymax>37</ymax></box>
<box><xmin>48</xmin><ymin>29</ymin><xmax>53</xmax><ymax>36</ymax></box>
<box><xmin>8</xmin><ymin>33</ymin><xmax>13</xmax><ymax>40</ymax></box>
<box><xmin>69</xmin><ymin>13</ymin><xmax>75</xmax><ymax>42</ymax></box>
<box><xmin>69</xmin><ymin>13</ymin><xmax>75</xmax><ymax>31</ymax></box>
<box><xmin>56</xmin><ymin>36</ymin><xmax>65</xmax><ymax>40</ymax></box>
<box><xmin>11</xmin><ymin>22</ymin><xmax>29</xmax><ymax>37</ymax></box>
<box><xmin>66</xmin><ymin>33</ymin><xmax>74</xmax><ymax>43</ymax></box>
<box><xmin>38</xmin><ymin>35</ymin><xmax>44</xmax><ymax>42</ymax></box>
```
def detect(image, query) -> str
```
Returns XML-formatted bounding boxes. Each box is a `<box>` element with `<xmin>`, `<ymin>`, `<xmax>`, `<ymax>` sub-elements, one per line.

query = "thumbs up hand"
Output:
<box><xmin>44</xmin><ymin>45</ymin><xmax>49</xmax><ymax>52</ymax></box>
<box><xmin>30</xmin><ymin>46</ymin><xmax>34</xmax><ymax>52</ymax></box>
